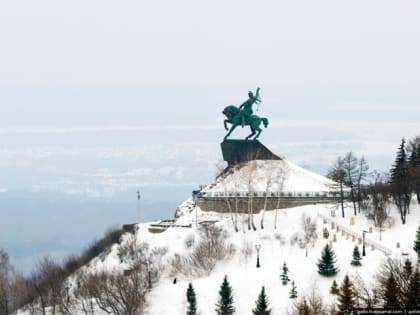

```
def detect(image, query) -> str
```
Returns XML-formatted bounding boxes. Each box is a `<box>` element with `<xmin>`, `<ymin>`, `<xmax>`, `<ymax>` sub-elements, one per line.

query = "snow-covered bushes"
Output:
<box><xmin>184</xmin><ymin>234</ymin><xmax>196</xmax><ymax>249</ymax></box>
<box><xmin>189</xmin><ymin>225</ymin><xmax>235</xmax><ymax>276</ymax></box>
<box><xmin>171</xmin><ymin>225</ymin><xmax>235</xmax><ymax>277</ymax></box>
<box><xmin>240</xmin><ymin>240</ymin><xmax>253</xmax><ymax>264</ymax></box>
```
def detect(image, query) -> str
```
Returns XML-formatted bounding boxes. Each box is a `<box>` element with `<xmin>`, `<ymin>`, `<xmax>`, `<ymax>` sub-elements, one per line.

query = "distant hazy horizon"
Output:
<box><xmin>1</xmin><ymin>0</ymin><xmax>419</xmax><ymax>273</ymax></box>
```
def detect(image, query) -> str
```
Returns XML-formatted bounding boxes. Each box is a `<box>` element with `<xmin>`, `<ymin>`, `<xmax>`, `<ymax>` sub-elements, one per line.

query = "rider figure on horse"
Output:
<box><xmin>239</xmin><ymin>87</ymin><xmax>261</xmax><ymax>127</ymax></box>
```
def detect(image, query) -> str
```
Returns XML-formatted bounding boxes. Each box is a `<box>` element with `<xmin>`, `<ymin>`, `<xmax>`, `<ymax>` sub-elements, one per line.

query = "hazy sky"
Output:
<box><xmin>0</xmin><ymin>0</ymin><xmax>419</xmax><ymax>272</ymax></box>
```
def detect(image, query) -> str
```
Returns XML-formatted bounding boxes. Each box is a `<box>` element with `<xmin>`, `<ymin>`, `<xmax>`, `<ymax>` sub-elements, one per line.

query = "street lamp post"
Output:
<box><xmin>255</xmin><ymin>244</ymin><xmax>261</xmax><ymax>268</ymax></box>
<box><xmin>137</xmin><ymin>190</ymin><xmax>141</xmax><ymax>224</ymax></box>
<box><xmin>65</xmin><ymin>282</ymin><xmax>71</xmax><ymax>303</ymax></box>
<box><xmin>192</xmin><ymin>190</ymin><xmax>200</xmax><ymax>228</ymax></box>
<box><xmin>362</xmin><ymin>230</ymin><xmax>368</xmax><ymax>256</ymax></box>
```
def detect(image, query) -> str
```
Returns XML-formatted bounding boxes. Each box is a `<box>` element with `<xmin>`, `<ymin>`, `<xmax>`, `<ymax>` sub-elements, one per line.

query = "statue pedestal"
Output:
<box><xmin>221</xmin><ymin>139</ymin><xmax>281</xmax><ymax>166</ymax></box>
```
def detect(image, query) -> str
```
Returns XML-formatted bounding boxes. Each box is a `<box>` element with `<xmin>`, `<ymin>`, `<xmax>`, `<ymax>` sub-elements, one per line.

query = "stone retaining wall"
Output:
<box><xmin>197</xmin><ymin>197</ymin><xmax>336</xmax><ymax>213</ymax></box>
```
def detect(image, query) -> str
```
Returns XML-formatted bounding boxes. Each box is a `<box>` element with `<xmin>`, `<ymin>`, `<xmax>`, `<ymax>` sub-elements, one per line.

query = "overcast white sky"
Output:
<box><xmin>0</xmin><ymin>0</ymin><xmax>419</xmax><ymax>272</ymax></box>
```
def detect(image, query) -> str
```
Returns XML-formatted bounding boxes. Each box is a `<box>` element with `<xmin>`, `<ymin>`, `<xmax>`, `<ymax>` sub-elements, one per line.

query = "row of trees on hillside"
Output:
<box><xmin>326</xmin><ymin>134</ymin><xmax>420</xmax><ymax>226</ymax></box>
<box><xmin>215</xmin><ymin>157</ymin><xmax>289</xmax><ymax>233</ymax></box>
<box><xmin>327</xmin><ymin>152</ymin><xmax>369</xmax><ymax>218</ymax></box>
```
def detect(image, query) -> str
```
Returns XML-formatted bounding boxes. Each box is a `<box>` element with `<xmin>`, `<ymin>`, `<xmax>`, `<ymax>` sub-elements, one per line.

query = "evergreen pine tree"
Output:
<box><xmin>252</xmin><ymin>286</ymin><xmax>271</xmax><ymax>315</ymax></box>
<box><xmin>317</xmin><ymin>244</ymin><xmax>339</xmax><ymax>277</ymax></box>
<box><xmin>289</xmin><ymin>281</ymin><xmax>298</xmax><ymax>299</ymax></box>
<box><xmin>403</xmin><ymin>259</ymin><xmax>413</xmax><ymax>280</ymax></box>
<box><xmin>350</xmin><ymin>246</ymin><xmax>362</xmax><ymax>266</ymax></box>
<box><xmin>337</xmin><ymin>275</ymin><xmax>356</xmax><ymax>313</ymax></box>
<box><xmin>391</xmin><ymin>138</ymin><xmax>408</xmax><ymax>182</ymax></box>
<box><xmin>412</xmin><ymin>143</ymin><xmax>420</xmax><ymax>204</ymax></box>
<box><xmin>330</xmin><ymin>280</ymin><xmax>339</xmax><ymax>295</ymax></box>
<box><xmin>414</xmin><ymin>225</ymin><xmax>420</xmax><ymax>262</ymax></box>
<box><xmin>215</xmin><ymin>275</ymin><xmax>235</xmax><ymax>315</ymax></box>
<box><xmin>383</xmin><ymin>273</ymin><xmax>399</xmax><ymax>308</ymax></box>
<box><xmin>280</xmin><ymin>262</ymin><xmax>290</xmax><ymax>285</ymax></box>
<box><xmin>186</xmin><ymin>282</ymin><xmax>197</xmax><ymax>315</ymax></box>
<box><xmin>406</xmin><ymin>268</ymin><xmax>420</xmax><ymax>308</ymax></box>
<box><xmin>296</xmin><ymin>299</ymin><xmax>310</xmax><ymax>315</ymax></box>
<box><xmin>390</xmin><ymin>138</ymin><xmax>411</xmax><ymax>224</ymax></box>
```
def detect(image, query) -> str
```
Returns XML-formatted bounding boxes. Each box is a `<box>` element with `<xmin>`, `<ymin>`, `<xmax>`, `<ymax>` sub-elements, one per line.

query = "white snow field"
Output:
<box><xmin>76</xmin><ymin>199</ymin><xmax>419</xmax><ymax>315</ymax></box>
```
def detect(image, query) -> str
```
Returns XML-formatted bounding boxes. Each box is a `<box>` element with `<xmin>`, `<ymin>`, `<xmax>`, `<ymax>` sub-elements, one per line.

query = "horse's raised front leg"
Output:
<box><xmin>224</xmin><ymin>120</ymin><xmax>230</xmax><ymax>131</ymax></box>
<box><xmin>224</xmin><ymin>124</ymin><xmax>237</xmax><ymax>140</ymax></box>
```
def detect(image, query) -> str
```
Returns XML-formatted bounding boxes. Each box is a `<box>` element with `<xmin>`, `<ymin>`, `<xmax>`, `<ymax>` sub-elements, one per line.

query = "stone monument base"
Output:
<box><xmin>221</xmin><ymin>139</ymin><xmax>281</xmax><ymax>166</ymax></box>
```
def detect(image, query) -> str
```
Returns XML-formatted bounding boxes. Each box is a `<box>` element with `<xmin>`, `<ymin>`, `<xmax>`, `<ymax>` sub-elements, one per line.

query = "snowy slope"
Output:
<box><xmin>71</xmin><ymin>199</ymin><xmax>420</xmax><ymax>315</ymax></box>
<box><xmin>202</xmin><ymin>160</ymin><xmax>339</xmax><ymax>195</ymax></box>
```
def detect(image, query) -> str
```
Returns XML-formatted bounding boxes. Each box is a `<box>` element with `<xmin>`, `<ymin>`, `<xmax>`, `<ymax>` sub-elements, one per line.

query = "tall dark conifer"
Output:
<box><xmin>414</xmin><ymin>225</ymin><xmax>420</xmax><ymax>263</ymax></box>
<box><xmin>186</xmin><ymin>282</ymin><xmax>197</xmax><ymax>315</ymax></box>
<box><xmin>252</xmin><ymin>286</ymin><xmax>271</xmax><ymax>315</ymax></box>
<box><xmin>317</xmin><ymin>244</ymin><xmax>339</xmax><ymax>277</ymax></box>
<box><xmin>406</xmin><ymin>268</ymin><xmax>420</xmax><ymax>307</ymax></box>
<box><xmin>383</xmin><ymin>273</ymin><xmax>399</xmax><ymax>308</ymax></box>
<box><xmin>215</xmin><ymin>275</ymin><xmax>235</xmax><ymax>315</ymax></box>
<box><xmin>390</xmin><ymin>138</ymin><xmax>411</xmax><ymax>224</ymax></box>
<box><xmin>410</xmin><ymin>144</ymin><xmax>420</xmax><ymax>204</ymax></box>
<box><xmin>403</xmin><ymin>259</ymin><xmax>413</xmax><ymax>280</ymax></box>
<box><xmin>337</xmin><ymin>275</ymin><xmax>356</xmax><ymax>313</ymax></box>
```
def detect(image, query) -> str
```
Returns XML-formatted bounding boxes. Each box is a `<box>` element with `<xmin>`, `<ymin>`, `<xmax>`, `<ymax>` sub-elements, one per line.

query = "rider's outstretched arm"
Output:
<box><xmin>255</xmin><ymin>87</ymin><xmax>261</xmax><ymax>103</ymax></box>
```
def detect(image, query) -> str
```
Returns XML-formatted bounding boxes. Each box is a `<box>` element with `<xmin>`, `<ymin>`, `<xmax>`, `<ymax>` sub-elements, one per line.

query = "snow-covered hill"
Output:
<box><xmin>202</xmin><ymin>159</ymin><xmax>342</xmax><ymax>196</ymax></box>
<box><xmin>71</xmin><ymin>199</ymin><xmax>419</xmax><ymax>314</ymax></box>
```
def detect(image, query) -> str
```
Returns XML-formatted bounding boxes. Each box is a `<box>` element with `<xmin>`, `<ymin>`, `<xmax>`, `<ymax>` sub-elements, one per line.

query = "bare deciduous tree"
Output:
<box><xmin>246</xmin><ymin>160</ymin><xmax>257</xmax><ymax>231</ymax></box>
<box><xmin>367</xmin><ymin>171</ymin><xmax>391</xmax><ymax>240</ymax></box>
<box><xmin>215</xmin><ymin>161</ymin><xmax>238</xmax><ymax>232</ymax></box>
<box><xmin>327</xmin><ymin>157</ymin><xmax>347</xmax><ymax>218</ymax></box>
<box><xmin>301</xmin><ymin>213</ymin><xmax>318</xmax><ymax>257</ymax></box>
<box><xmin>274</xmin><ymin>162</ymin><xmax>288</xmax><ymax>230</ymax></box>
<box><xmin>343</xmin><ymin>152</ymin><xmax>359</xmax><ymax>216</ymax></box>
<box><xmin>260</xmin><ymin>169</ymin><xmax>273</xmax><ymax>229</ymax></box>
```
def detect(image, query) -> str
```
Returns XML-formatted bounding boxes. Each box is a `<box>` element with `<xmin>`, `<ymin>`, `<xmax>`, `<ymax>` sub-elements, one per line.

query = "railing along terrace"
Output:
<box><xmin>200</xmin><ymin>190</ymin><xmax>349</xmax><ymax>199</ymax></box>
<box><xmin>317</xmin><ymin>213</ymin><xmax>392</xmax><ymax>256</ymax></box>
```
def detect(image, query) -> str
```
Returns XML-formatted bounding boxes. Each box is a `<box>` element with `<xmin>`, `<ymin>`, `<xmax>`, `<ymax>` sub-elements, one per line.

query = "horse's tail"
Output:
<box><xmin>262</xmin><ymin>117</ymin><xmax>269</xmax><ymax>128</ymax></box>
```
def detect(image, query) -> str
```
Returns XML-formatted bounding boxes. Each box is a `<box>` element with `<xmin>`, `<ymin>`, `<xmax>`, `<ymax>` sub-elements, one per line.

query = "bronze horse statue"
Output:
<box><xmin>222</xmin><ymin>105</ymin><xmax>268</xmax><ymax>140</ymax></box>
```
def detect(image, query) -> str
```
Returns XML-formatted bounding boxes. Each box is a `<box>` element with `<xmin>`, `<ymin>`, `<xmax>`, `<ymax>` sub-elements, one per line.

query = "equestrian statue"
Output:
<box><xmin>222</xmin><ymin>87</ymin><xmax>269</xmax><ymax>140</ymax></box>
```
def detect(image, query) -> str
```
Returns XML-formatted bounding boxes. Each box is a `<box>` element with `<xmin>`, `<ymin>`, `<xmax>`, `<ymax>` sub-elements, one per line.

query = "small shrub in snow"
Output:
<box><xmin>290</xmin><ymin>232</ymin><xmax>304</xmax><ymax>248</ymax></box>
<box><xmin>184</xmin><ymin>234</ymin><xmax>195</xmax><ymax>249</ymax></box>
<box><xmin>273</xmin><ymin>232</ymin><xmax>286</xmax><ymax>245</ymax></box>
<box><xmin>350</xmin><ymin>246</ymin><xmax>362</xmax><ymax>266</ymax></box>
<box><xmin>322</xmin><ymin>227</ymin><xmax>329</xmax><ymax>239</ymax></box>
<box><xmin>240</xmin><ymin>240</ymin><xmax>253</xmax><ymax>264</ymax></box>
<box><xmin>289</xmin><ymin>281</ymin><xmax>298</xmax><ymax>299</ymax></box>
<box><xmin>280</xmin><ymin>262</ymin><xmax>290</xmax><ymax>285</ymax></box>
<box><xmin>330</xmin><ymin>280</ymin><xmax>339</xmax><ymax>295</ymax></box>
